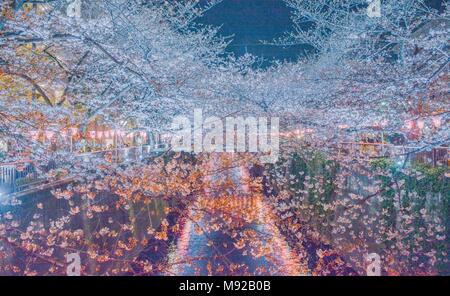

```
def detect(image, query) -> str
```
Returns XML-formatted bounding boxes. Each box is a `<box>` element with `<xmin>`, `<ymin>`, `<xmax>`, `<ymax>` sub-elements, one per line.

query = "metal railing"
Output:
<box><xmin>0</xmin><ymin>162</ymin><xmax>37</xmax><ymax>194</ymax></box>
<box><xmin>335</xmin><ymin>142</ymin><xmax>449</xmax><ymax>167</ymax></box>
<box><xmin>0</xmin><ymin>144</ymin><xmax>170</xmax><ymax>196</ymax></box>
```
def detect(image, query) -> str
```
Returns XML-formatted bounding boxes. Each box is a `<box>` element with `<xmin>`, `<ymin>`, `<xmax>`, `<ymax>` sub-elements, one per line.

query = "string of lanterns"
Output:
<box><xmin>28</xmin><ymin>129</ymin><xmax>147</xmax><ymax>141</ymax></box>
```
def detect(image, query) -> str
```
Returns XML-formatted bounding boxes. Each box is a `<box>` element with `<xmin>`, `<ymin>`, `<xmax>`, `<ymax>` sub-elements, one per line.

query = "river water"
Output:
<box><xmin>165</xmin><ymin>156</ymin><xmax>307</xmax><ymax>276</ymax></box>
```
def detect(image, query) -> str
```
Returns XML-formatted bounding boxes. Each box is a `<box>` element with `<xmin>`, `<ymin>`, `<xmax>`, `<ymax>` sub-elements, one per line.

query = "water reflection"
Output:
<box><xmin>166</xmin><ymin>156</ymin><xmax>306</xmax><ymax>276</ymax></box>
<box><xmin>0</xmin><ymin>184</ymin><xmax>169</xmax><ymax>275</ymax></box>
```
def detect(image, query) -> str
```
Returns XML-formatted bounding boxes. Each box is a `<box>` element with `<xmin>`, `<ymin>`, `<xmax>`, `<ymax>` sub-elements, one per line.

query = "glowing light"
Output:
<box><xmin>29</xmin><ymin>131</ymin><xmax>39</xmax><ymax>140</ymax></box>
<box><xmin>417</xmin><ymin>120</ymin><xmax>425</xmax><ymax>130</ymax></box>
<box><xmin>405</xmin><ymin>120</ymin><xmax>414</xmax><ymax>130</ymax></box>
<box><xmin>432</xmin><ymin>117</ymin><xmax>442</xmax><ymax>128</ymax></box>
<box><xmin>46</xmin><ymin>131</ymin><xmax>55</xmax><ymax>139</ymax></box>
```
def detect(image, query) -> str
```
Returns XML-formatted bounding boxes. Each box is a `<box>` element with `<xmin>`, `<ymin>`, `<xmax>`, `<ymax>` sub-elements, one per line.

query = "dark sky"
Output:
<box><xmin>198</xmin><ymin>0</ymin><xmax>304</xmax><ymax>63</ymax></box>
<box><xmin>198</xmin><ymin>0</ymin><xmax>445</xmax><ymax>64</ymax></box>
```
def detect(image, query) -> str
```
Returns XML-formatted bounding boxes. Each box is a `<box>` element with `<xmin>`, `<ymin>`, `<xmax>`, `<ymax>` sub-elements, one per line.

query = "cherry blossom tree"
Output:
<box><xmin>261</xmin><ymin>0</ymin><xmax>449</xmax><ymax>275</ymax></box>
<box><xmin>0</xmin><ymin>0</ymin><xmax>448</xmax><ymax>276</ymax></box>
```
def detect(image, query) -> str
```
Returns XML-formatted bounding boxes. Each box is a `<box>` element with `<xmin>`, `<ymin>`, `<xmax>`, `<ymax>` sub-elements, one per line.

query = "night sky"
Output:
<box><xmin>198</xmin><ymin>0</ymin><xmax>304</xmax><ymax>63</ymax></box>
<box><xmin>198</xmin><ymin>0</ymin><xmax>445</xmax><ymax>64</ymax></box>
